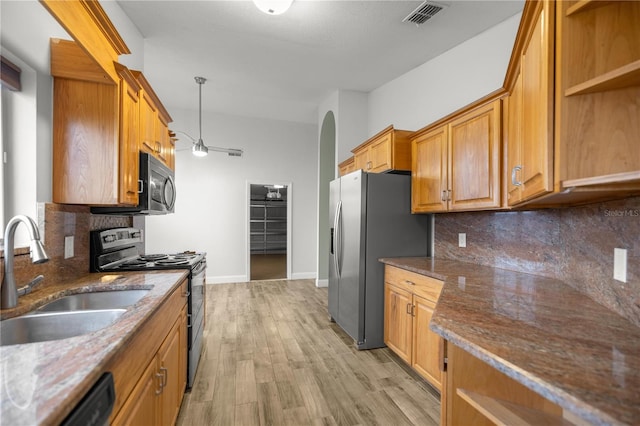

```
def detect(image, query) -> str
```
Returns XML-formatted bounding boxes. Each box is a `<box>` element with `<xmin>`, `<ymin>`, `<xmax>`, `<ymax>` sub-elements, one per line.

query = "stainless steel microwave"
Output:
<box><xmin>91</xmin><ymin>153</ymin><xmax>176</xmax><ymax>215</ymax></box>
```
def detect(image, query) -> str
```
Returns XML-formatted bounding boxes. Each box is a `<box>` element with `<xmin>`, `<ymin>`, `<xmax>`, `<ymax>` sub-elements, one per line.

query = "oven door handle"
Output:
<box><xmin>192</xmin><ymin>261</ymin><xmax>207</xmax><ymax>276</ymax></box>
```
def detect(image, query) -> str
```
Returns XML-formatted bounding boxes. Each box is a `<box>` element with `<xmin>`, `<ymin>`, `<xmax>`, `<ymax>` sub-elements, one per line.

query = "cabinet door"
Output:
<box><xmin>412</xmin><ymin>294</ymin><xmax>442</xmax><ymax>391</ymax></box>
<box><xmin>448</xmin><ymin>100</ymin><xmax>501</xmax><ymax>211</ymax></box>
<box><xmin>139</xmin><ymin>90</ymin><xmax>158</xmax><ymax>156</ymax></box>
<box><xmin>338</xmin><ymin>158</ymin><xmax>355</xmax><ymax>176</ymax></box>
<box><xmin>411</xmin><ymin>125</ymin><xmax>448</xmax><ymax>213</ymax></box>
<box><xmin>158</xmin><ymin>317</ymin><xmax>183</xmax><ymax>426</ymax></box>
<box><xmin>384</xmin><ymin>283</ymin><xmax>413</xmax><ymax>364</ymax></box>
<box><xmin>369</xmin><ymin>133</ymin><xmax>392</xmax><ymax>173</ymax></box>
<box><xmin>112</xmin><ymin>358</ymin><xmax>159</xmax><ymax>426</ymax></box>
<box><xmin>118</xmin><ymin>76</ymin><xmax>140</xmax><ymax>206</ymax></box>
<box><xmin>519</xmin><ymin>0</ymin><xmax>554</xmax><ymax>202</ymax></box>
<box><xmin>354</xmin><ymin>148</ymin><xmax>370</xmax><ymax>171</ymax></box>
<box><xmin>156</xmin><ymin>115</ymin><xmax>170</xmax><ymax>165</ymax></box>
<box><xmin>506</xmin><ymin>70</ymin><xmax>523</xmax><ymax>205</ymax></box>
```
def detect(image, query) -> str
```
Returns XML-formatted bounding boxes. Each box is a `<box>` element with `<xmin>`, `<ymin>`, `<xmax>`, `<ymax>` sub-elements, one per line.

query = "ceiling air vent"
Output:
<box><xmin>403</xmin><ymin>1</ymin><xmax>446</xmax><ymax>25</ymax></box>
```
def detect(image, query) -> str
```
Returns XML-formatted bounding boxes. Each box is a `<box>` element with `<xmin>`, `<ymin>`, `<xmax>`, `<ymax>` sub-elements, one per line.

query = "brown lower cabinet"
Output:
<box><xmin>444</xmin><ymin>343</ymin><xmax>570</xmax><ymax>426</ymax></box>
<box><xmin>107</xmin><ymin>279</ymin><xmax>188</xmax><ymax>425</ymax></box>
<box><xmin>383</xmin><ymin>265</ymin><xmax>444</xmax><ymax>391</ymax></box>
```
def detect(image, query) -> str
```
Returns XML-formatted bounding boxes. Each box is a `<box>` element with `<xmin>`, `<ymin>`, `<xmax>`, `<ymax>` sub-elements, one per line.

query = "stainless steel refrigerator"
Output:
<box><xmin>329</xmin><ymin>170</ymin><xmax>432</xmax><ymax>349</ymax></box>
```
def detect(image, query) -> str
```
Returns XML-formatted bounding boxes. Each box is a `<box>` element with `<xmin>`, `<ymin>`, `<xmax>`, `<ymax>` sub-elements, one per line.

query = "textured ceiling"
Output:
<box><xmin>117</xmin><ymin>0</ymin><xmax>524</xmax><ymax>124</ymax></box>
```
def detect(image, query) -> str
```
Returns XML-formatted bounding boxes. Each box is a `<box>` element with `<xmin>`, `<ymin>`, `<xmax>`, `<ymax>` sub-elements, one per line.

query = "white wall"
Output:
<box><xmin>367</xmin><ymin>12</ymin><xmax>522</xmax><ymax>137</ymax></box>
<box><xmin>144</xmin><ymin>108</ymin><xmax>318</xmax><ymax>283</ymax></box>
<box><xmin>1</xmin><ymin>53</ymin><xmax>38</xmax><ymax>247</ymax></box>
<box><xmin>100</xmin><ymin>1</ymin><xmax>145</xmax><ymax>71</ymax></box>
<box><xmin>0</xmin><ymin>0</ymin><xmax>69</xmax><ymax>245</ymax></box>
<box><xmin>317</xmin><ymin>90</ymin><xmax>369</xmax><ymax>168</ymax></box>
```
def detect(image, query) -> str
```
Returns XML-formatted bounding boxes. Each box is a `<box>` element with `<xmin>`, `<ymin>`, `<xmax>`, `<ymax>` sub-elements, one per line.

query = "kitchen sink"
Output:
<box><xmin>0</xmin><ymin>309</ymin><xmax>126</xmax><ymax>346</ymax></box>
<box><xmin>34</xmin><ymin>290</ymin><xmax>149</xmax><ymax>313</ymax></box>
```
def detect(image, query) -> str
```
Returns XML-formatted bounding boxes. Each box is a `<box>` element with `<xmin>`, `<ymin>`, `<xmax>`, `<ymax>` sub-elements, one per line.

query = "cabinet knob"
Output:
<box><xmin>511</xmin><ymin>165</ymin><xmax>523</xmax><ymax>186</ymax></box>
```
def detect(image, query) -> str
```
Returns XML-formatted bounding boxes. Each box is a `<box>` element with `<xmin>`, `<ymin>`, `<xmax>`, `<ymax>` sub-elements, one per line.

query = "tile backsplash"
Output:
<box><xmin>434</xmin><ymin>196</ymin><xmax>640</xmax><ymax>327</ymax></box>
<box><xmin>0</xmin><ymin>203</ymin><xmax>131</xmax><ymax>288</ymax></box>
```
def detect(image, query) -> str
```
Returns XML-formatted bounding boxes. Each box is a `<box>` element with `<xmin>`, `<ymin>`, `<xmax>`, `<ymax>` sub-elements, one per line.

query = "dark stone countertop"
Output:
<box><xmin>379</xmin><ymin>257</ymin><xmax>640</xmax><ymax>426</ymax></box>
<box><xmin>0</xmin><ymin>270</ymin><xmax>189</xmax><ymax>425</ymax></box>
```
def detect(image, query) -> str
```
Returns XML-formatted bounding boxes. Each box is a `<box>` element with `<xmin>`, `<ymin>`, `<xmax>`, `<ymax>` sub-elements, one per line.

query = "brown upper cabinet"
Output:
<box><xmin>504</xmin><ymin>0</ymin><xmax>554</xmax><ymax>206</ymax></box>
<box><xmin>51</xmin><ymin>39</ymin><xmax>140</xmax><ymax>206</ymax></box>
<box><xmin>338</xmin><ymin>157</ymin><xmax>356</xmax><ymax>177</ymax></box>
<box><xmin>504</xmin><ymin>0</ymin><xmax>640</xmax><ymax>207</ymax></box>
<box><xmin>412</xmin><ymin>97</ymin><xmax>502</xmax><ymax>213</ymax></box>
<box><xmin>352</xmin><ymin>125</ymin><xmax>414</xmax><ymax>173</ymax></box>
<box><xmin>133</xmin><ymin>71</ymin><xmax>174</xmax><ymax>170</ymax></box>
<box><xmin>46</xmin><ymin>0</ymin><xmax>175</xmax><ymax>206</ymax></box>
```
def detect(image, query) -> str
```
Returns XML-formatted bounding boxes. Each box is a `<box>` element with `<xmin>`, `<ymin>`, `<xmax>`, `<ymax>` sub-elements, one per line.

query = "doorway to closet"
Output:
<box><xmin>248</xmin><ymin>183</ymin><xmax>290</xmax><ymax>281</ymax></box>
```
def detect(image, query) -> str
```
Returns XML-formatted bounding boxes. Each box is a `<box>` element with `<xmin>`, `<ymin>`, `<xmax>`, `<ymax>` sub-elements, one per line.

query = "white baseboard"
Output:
<box><xmin>206</xmin><ymin>275</ymin><xmax>248</xmax><ymax>284</ymax></box>
<box><xmin>316</xmin><ymin>278</ymin><xmax>328</xmax><ymax>288</ymax></box>
<box><xmin>291</xmin><ymin>272</ymin><xmax>317</xmax><ymax>280</ymax></box>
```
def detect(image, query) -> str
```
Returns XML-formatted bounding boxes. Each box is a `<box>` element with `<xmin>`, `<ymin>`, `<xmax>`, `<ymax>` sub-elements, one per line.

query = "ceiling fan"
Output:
<box><xmin>176</xmin><ymin>77</ymin><xmax>244</xmax><ymax>158</ymax></box>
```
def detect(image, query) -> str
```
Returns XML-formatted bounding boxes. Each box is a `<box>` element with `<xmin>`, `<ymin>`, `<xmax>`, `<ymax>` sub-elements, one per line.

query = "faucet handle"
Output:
<box><xmin>17</xmin><ymin>275</ymin><xmax>45</xmax><ymax>296</ymax></box>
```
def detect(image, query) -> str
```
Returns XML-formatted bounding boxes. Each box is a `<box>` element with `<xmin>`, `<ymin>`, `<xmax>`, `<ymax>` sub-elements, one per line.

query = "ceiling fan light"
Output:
<box><xmin>253</xmin><ymin>0</ymin><xmax>293</xmax><ymax>15</ymax></box>
<box><xmin>192</xmin><ymin>139</ymin><xmax>209</xmax><ymax>157</ymax></box>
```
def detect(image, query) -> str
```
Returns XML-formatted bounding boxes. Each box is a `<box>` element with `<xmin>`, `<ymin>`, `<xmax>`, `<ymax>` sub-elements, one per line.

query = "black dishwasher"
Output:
<box><xmin>61</xmin><ymin>372</ymin><xmax>115</xmax><ymax>426</ymax></box>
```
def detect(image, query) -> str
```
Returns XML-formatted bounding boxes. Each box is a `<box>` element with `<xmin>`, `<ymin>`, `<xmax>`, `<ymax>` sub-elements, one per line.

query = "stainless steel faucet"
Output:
<box><xmin>1</xmin><ymin>215</ymin><xmax>49</xmax><ymax>309</ymax></box>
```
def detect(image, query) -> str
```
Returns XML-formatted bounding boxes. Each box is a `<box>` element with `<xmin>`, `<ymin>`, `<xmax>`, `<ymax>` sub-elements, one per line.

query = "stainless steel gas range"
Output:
<box><xmin>90</xmin><ymin>227</ymin><xmax>205</xmax><ymax>389</ymax></box>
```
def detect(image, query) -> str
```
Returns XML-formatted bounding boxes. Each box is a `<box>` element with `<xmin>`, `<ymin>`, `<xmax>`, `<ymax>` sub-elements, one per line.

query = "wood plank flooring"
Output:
<box><xmin>177</xmin><ymin>279</ymin><xmax>440</xmax><ymax>426</ymax></box>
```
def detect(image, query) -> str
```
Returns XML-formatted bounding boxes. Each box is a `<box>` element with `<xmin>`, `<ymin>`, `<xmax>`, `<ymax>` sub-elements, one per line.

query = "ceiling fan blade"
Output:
<box><xmin>206</xmin><ymin>146</ymin><xmax>244</xmax><ymax>157</ymax></box>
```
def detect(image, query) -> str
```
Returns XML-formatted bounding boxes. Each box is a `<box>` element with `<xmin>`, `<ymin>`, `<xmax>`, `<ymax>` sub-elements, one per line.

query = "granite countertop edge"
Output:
<box><xmin>0</xmin><ymin>269</ymin><xmax>190</xmax><ymax>425</ymax></box>
<box><xmin>379</xmin><ymin>256</ymin><xmax>639</xmax><ymax>426</ymax></box>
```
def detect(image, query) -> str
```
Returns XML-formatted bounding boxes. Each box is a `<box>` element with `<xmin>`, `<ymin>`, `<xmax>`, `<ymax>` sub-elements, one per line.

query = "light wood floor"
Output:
<box><xmin>177</xmin><ymin>279</ymin><xmax>440</xmax><ymax>426</ymax></box>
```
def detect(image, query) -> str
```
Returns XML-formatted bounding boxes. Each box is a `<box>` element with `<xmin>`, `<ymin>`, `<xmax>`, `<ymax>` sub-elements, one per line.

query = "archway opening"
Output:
<box><xmin>317</xmin><ymin>111</ymin><xmax>336</xmax><ymax>287</ymax></box>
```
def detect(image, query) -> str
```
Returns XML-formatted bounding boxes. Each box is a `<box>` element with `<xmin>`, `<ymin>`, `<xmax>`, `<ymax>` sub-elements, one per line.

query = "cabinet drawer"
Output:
<box><xmin>107</xmin><ymin>278</ymin><xmax>188</xmax><ymax>422</ymax></box>
<box><xmin>385</xmin><ymin>265</ymin><xmax>443</xmax><ymax>303</ymax></box>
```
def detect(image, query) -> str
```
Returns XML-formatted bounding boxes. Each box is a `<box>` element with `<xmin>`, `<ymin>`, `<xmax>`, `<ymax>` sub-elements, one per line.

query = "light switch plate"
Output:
<box><xmin>458</xmin><ymin>233</ymin><xmax>466</xmax><ymax>248</ymax></box>
<box><xmin>614</xmin><ymin>248</ymin><xmax>627</xmax><ymax>283</ymax></box>
<box><xmin>64</xmin><ymin>235</ymin><xmax>74</xmax><ymax>259</ymax></box>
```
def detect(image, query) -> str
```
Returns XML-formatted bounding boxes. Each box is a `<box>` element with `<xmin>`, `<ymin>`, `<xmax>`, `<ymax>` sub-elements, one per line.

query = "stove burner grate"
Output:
<box><xmin>155</xmin><ymin>258</ymin><xmax>189</xmax><ymax>266</ymax></box>
<box><xmin>139</xmin><ymin>254</ymin><xmax>169</xmax><ymax>261</ymax></box>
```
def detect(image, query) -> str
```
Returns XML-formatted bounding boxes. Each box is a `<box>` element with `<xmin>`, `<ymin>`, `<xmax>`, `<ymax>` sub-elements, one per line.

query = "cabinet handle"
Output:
<box><xmin>155</xmin><ymin>141</ymin><xmax>162</xmax><ymax>153</ymax></box>
<box><xmin>182</xmin><ymin>289</ymin><xmax>191</xmax><ymax>298</ymax></box>
<box><xmin>405</xmin><ymin>280</ymin><xmax>415</xmax><ymax>286</ymax></box>
<box><xmin>406</xmin><ymin>303</ymin><xmax>412</xmax><ymax>315</ymax></box>
<box><xmin>160</xmin><ymin>367</ymin><xmax>168</xmax><ymax>388</ymax></box>
<box><xmin>411</xmin><ymin>304</ymin><xmax>416</xmax><ymax>317</ymax></box>
<box><xmin>187</xmin><ymin>313</ymin><xmax>192</xmax><ymax>328</ymax></box>
<box><xmin>441</xmin><ymin>190</ymin><xmax>447</xmax><ymax>201</ymax></box>
<box><xmin>511</xmin><ymin>165</ymin><xmax>523</xmax><ymax>186</ymax></box>
<box><xmin>447</xmin><ymin>190</ymin><xmax>452</xmax><ymax>201</ymax></box>
<box><xmin>155</xmin><ymin>372</ymin><xmax>164</xmax><ymax>395</ymax></box>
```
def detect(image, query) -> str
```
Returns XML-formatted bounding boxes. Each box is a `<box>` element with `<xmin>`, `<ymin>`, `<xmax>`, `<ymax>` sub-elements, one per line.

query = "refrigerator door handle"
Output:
<box><xmin>335</xmin><ymin>200</ymin><xmax>342</xmax><ymax>278</ymax></box>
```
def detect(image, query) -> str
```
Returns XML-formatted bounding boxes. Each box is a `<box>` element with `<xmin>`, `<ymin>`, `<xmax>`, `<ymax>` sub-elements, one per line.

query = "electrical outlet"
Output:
<box><xmin>458</xmin><ymin>233</ymin><xmax>466</xmax><ymax>248</ymax></box>
<box><xmin>64</xmin><ymin>235</ymin><xmax>74</xmax><ymax>259</ymax></box>
<box><xmin>614</xmin><ymin>248</ymin><xmax>627</xmax><ymax>283</ymax></box>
